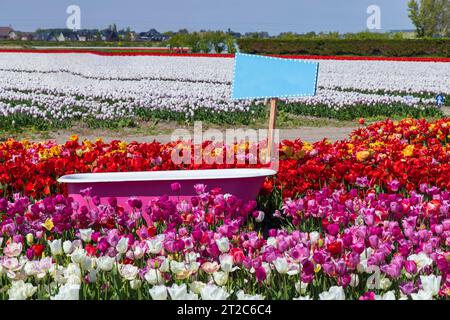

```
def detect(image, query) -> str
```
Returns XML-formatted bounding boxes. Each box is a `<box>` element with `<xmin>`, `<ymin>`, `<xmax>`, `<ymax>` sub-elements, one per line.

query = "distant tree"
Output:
<box><xmin>177</xmin><ymin>28</ymin><xmax>189</xmax><ymax>35</ymax></box>
<box><xmin>323</xmin><ymin>31</ymin><xmax>340</xmax><ymax>39</ymax></box>
<box><xmin>304</xmin><ymin>31</ymin><xmax>317</xmax><ymax>38</ymax></box>
<box><xmin>121</xmin><ymin>27</ymin><xmax>133</xmax><ymax>41</ymax></box>
<box><xmin>168</xmin><ymin>33</ymin><xmax>187</xmax><ymax>51</ymax></box>
<box><xmin>408</xmin><ymin>0</ymin><xmax>449</xmax><ymax>37</ymax></box>
<box><xmin>186</xmin><ymin>32</ymin><xmax>201</xmax><ymax>52</ymax></box>
<box><xmin>199</xmin><ymin>37</ymin><xmax>211</xmax><ymax>53</ymax></box>
<box><xmin>224</xmin><ymin>35</ymin><xmax>236</xmax><ymax>53</ymax></box>
<box><xmin>209</xmin><ymin>31</ymin><xmax>226</xmax><ymax>53</ymax></box>
<box><xmin>277</xmin><ymin>32</ymin><xmax>299</xmax><ymax>40</ymax></box>
<box><xmin>343</xmin><ymin>31</ymin><xmax>393</xmax><ymax>40</ymax></box>
<box><xmin>244</xmin><ymin>32</ymin><xmax>262</xmax><ymax>39</ymax></box>
<box><xmin>392</xmin><ymin>32</ymin><xmax>405</xmax><ymax>40</ymax></box>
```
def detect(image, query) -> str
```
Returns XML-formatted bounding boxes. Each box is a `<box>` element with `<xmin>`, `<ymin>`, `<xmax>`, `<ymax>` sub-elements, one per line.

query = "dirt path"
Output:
<box><xmin>13</xmin><ymin>126</ymin><xmax>357</xmax><ymax>144</ymax></box>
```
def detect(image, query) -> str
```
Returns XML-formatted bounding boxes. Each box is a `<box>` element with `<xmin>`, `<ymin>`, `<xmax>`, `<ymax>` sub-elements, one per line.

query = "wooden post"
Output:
<box><xmin>267</xmin><ymin>98</ymin><xmax>277</xmax><ymax>162</ymax></box>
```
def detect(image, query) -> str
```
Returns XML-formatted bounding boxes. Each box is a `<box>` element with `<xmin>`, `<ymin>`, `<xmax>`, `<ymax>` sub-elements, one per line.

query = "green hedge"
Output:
<box><xmin>237</xmin><ymin>39</ymin><xmax>450</xmax><ymax>57</ymax></box>
<box><xmin>0</xmin><ymin>40</ymin><xmax>166</xmax><ymax>48</ymax></box>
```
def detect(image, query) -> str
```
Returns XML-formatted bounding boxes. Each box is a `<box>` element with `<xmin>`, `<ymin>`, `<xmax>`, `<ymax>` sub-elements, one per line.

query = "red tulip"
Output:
<box><xmin>327</xmin><ymin>241</ymin><xmax>342</xmax><ymax>256</ymax></box>
<box><xmin>31</xmin><ymin>244</ymin><xmax>45</xmax><ymax>257</ymax></box>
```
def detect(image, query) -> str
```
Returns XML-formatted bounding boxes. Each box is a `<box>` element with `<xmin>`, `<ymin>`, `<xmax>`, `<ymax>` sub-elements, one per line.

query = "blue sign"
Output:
<box><xmin>436</xmin><ymin>94</ymin><xmax>445</xmax><ymax>106</ymax></box>
<box><xmin>231</xmin><ymin>53</ymin><xmax>319</xmax><ymax>100</ymax></box>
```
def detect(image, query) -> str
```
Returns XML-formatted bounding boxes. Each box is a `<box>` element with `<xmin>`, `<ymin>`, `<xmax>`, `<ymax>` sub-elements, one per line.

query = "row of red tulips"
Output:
<box><xmin>1</xmin><ymin>118</ymin><xmax>450</xmax><ymax>200</ymax></box>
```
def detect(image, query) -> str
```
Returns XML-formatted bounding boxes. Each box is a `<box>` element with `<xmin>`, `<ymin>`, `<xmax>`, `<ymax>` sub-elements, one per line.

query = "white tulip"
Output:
<box><xmin>96</xmin><ymin>256</ymin><xmax>115</xmax><ymax>272</ymax></box>
<box><xmin>146</xmin><ymin>238</ymin><xmax>163</xmax><ymax>254</ymax></box>
<box><xmin>66</xmin><ymin>274</ymin><xmax>82</xmax><ymax>285</ymax></box>
<box><xmin>349</xmin><ymin>274</ymin><xmax>359</xmax><ymax>287</ymax></box>
<box><xmin>375</xmin><ymin>291</ymin><xmax>396</xmax><ymax>300</ymax></box>
<box><xmin>309</xmin><ymin>231</ymin><xmax>320</xmax><ymax>244</ymax></box>
<box><xmin>420</xmin><ymin>275</ymin><xmax>441</xmax><ymax>296</ymax></box>
<box><xmin>236</xmin><ymin>290</ymin><xmax>265</xmax><ymax>300</ymax></box>
<box><xmin>293</xmin><ymin>295</ymin><xmax>312</xmax><ymax>300</ymax></box>
<box><xmin>254</xmin><ymin>211</ymin><xmax>265</xmax><ymax>222</ymax></box>
<box><xmin>189</xmin><ymin>281</ymin><xmax>206</xmax><ymax>295</ymax></box>
<box><xmin>273</xmin><ymin>257</ymin><xmax>289</xmax><ymax>274</ymax></box>
<box><xmin>70</xmin><ymin>248</ymin><xmax>87</xmax><ymax>265</ymax></box>
<box><xmin>219</xmin><ymin>254</ymin><xmax>234</xmax><ymax>273</ymax></box>
<box><xmin>7</xmin><ymin>280</ymin><xmax>37</xmax><ymax>300</ymax></box>
<box><xmin>411</xmin><ymin>290</ymin><xmax>433</xmax><ymax>300</ymax></box>
<box><xmin>200</xmin><ymin>284</ymin><xmax>230</xmax><ymax>300</ymax></box>
<box><xmin>170</xmin><ymin>260</ymin><xmax>187</xmax><ymax>275</ymax></box>
<box><xmin>116</xmin><ymin>237</ymin><xmax>129</xmax><ymax>254</ymax></box>
<box><xmin>49</xmin><ymin>239</ymin><xmax>63</xmax><ymax>256</ymax></box>
<box><xmin>319</xmin><ymin>286</ymin><xmax>346</xmax><ymax>300</ymax></box>
<box><xmin>295</xmin><ymin>282</ymin><xmax>309</xmax><ymax>295</ymax></box>
<box><xmin>407</xmin><ymin>252</ymin><xmax>433</xmax><ymax>270</ymax></box>
<box><xmin>4</xmin><ymin>242</ymin><xmax>22</xmax><ymax>257</ymax></box>
<box><xmin>51</xmin><ymin>284</ymin><xmax>80</xmax><ymax>300</ymax></box>
<box><xmin>133</xmin><ymin>245</ymin><xmax>146</xmax><ymax>260</ymax></box>
<box><xmin>79</xmin><ymin>228</ymin><xmax>94</xmax><ymax>242</ymax></box>
<box><xmin>216</xmin><ymin>237</ymin><xmax>230</xmax><ymax>253</ymax></box>
<box><xmin>119</xmin><ymin>264</ymin><xmax>139</xmax><ymax>281</ymax></box>
<box><xmin>64</xmin><ymin>263</ymin><xmax>82</xmax><ymax>278</ymax></box>
<box><xmin>159</xmin><ymin>257</ymin><xmax>170</xmax><ymax>273</ymax></box>
<box><xmin>144</xmin><ymin>269</ymin><xmax>163</xmax><ymax>285</ymax></box>
<box><xmin>88</xmin><ymin>269</ymin><xmax>97</xmax><ymax>283</ymax></box>
<box><xmin>213</xmin><ymin>271</ymin><xmax>229</xmax><ymax>286</ymax></box>
<box><xmin>266</xmin><ymin>237</ymin><xmax>277</xmax><ymax>247</ymax></box>
<box><xmin>168</xmin><ymin>283</ymin><xmax>189</xmax><ymax>300</ymax></box>
<box><xmin>130</xmin><ymin>279</ymin><xmax>142</xmax><ymax>290</ymax></box>
<box><xmin>379</xmin><ymin>276</ymin><xmax>392</xmax><ymax>290</ymax></box>
<box><xmin>149</xmin><ymin>285</ymin><xmax>168</xmax><ymax>300</ymax></box>
<box><xmin>63</xmin><ymin>240</ymin><xmax>74</xmax><ymax>254</ymax></box>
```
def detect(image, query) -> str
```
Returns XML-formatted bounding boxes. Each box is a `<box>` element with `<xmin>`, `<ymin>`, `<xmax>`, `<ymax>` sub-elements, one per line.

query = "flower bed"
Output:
<box><xmin>1</xmin><ymin>118</ymin><xmax>450</xmax><ymax>199</ymax></box>
<box><xmin>0</xmin><ymin>53</ymin><xmax>446</xmax><ymax>129</ymax></box>
<box><xmin>0</xmin><ymin>118</ymin><xmax>449</xmax><ymax>300</ymax></box>
<box><xmin>0</xmin><ymin>186</ymin><xmax>448</xmax><ymax>300</ymax></box>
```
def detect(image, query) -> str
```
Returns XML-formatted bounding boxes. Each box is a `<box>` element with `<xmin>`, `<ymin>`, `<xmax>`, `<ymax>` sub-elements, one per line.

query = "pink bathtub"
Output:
<box><xmin>57</xmin><ymin>168</ymin><xmax>276</xmax><ymax>208</ymax></box>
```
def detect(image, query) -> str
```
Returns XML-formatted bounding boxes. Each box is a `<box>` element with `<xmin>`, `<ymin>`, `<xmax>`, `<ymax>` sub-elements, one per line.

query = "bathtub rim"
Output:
<box><xmin>58</xmin><ymin>168</ymin><xmax>277</xmax><ymax>183</ymax></box>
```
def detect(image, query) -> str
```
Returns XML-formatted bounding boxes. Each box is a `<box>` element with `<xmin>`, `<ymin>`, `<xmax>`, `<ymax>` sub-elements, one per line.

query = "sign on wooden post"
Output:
<box><xmin>231</xmin><ymin>53</ymin><xmax>319</xmax><ymax>166</ymax></box>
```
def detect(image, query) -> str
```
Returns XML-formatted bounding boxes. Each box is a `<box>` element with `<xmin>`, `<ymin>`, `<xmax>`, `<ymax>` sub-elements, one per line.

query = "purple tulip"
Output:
<box><xmin>335</xmin><ymin>260</ymin><xmax>347</xmax><ymax>275</ymax></box>
<box><xmin>92</xmin><ymin>195</ymin><xmax>101</xmax><ymax>206</ymax></box>
<box><xmin>79</xmin><ymin>187</ymin><xmax>92</xmax><ymax>198</ymax></box>
<box><xmin>255</xmin><ymin>266</ymin><xmax>266</xmax><ymax>282</ymax></box>
<box><xmin>107</xmin><ymin>197</ymin><xmax>117</xmax><ymax>207</ymax></box>
<box><xmin>313</xmin><ymin>251</ymin><xmax>326</xmax><ymax>264</ymax></box>
<box><xmin>388</xmin><ymin>180</ymin><xmax>400</xmax><ymax>192</ymax></box>
<box><xmin>404</xmin><ymin>260</ymin><xmax>417</xmax><ymax>274</ymax></box>
<box><xmin>400</xmin><ymin>281</ymin><xmax>415</xmax><ymax>295</ymax></box>
<box><xmin>0</xmin><ymin>198</ymin><xmax>8</xmax><ymax>211</ymax></box>
<box><xmin>26</xmin><ymin>248</ymin><xmax>34</xmax><ymax>260</ymax></box>
<box><xmin>171</xmin><ymin>182</ymin><xmax>181</xmax><ymax>192</ymax></box>
<box><xmin>194</xmin><ymin>184</ymin><xmax>207</xmax><ymax>194</ymax></box>
<box><xmin>327</xmin><ymin>223</ymin><xmax>339</xmax><ymax>236</ymax></box>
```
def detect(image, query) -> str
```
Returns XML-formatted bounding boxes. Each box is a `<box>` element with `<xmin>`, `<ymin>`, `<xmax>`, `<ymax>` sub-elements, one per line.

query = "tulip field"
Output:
<box><xmin>0</xmin><ymin>52</ymin><xmax>448</xmax><ymax>131</ymax></box>
<box><xmin>1</xmin><ymin>118</ymin><xmax>450</xmax><ymax>300</ymax></box>
<box><xmin>0</xmin><ymin>52</ymin><xmax>449</xmax><ymax>300</ymax></box>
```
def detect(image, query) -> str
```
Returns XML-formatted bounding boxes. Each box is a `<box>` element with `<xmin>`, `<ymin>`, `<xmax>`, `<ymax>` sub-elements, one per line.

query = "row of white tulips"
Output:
<box><xmin>3</xmin><ymin>238</ymin><xmax>442</xmax><ymax>300</ymax></box>
<box><xmin>0</xmin><ymin>53</ymin><xmax>446</xmax><ymax>122</ymax></box>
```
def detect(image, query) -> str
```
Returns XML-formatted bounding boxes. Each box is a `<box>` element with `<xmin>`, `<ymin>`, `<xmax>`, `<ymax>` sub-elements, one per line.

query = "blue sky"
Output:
<box><xmin>0</xmin><ymin>0</ymin><xmax>414</xmax><ymax>34</ymax></box>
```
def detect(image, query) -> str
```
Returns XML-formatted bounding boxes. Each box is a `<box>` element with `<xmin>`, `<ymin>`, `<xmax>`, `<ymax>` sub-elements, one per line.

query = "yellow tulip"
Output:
<box><xmin>314</xmin><ymin>264</ymin><xmax>322</xmax><ymax>273</ymax></box>
<box><xmin>402</xmin><ymin>145</ymin><xmax>414</xmax><ymax>157</ymax></box>
<box><xmin>42</xmin><ymin>218</ymin><xmax>54</xmax><ymax>231</ymax></box>
<box><xmin>356</xmin><ymin>150</ymin><xmax>370</xmax><ymax>162</ymax></box>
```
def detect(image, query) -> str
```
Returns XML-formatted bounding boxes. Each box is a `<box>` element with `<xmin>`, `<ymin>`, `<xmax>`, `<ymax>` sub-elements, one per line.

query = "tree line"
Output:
<box><xmin>166</xmin><ymin>31</ymin><xmax>236</xmax><ymax>53</ymax></box>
